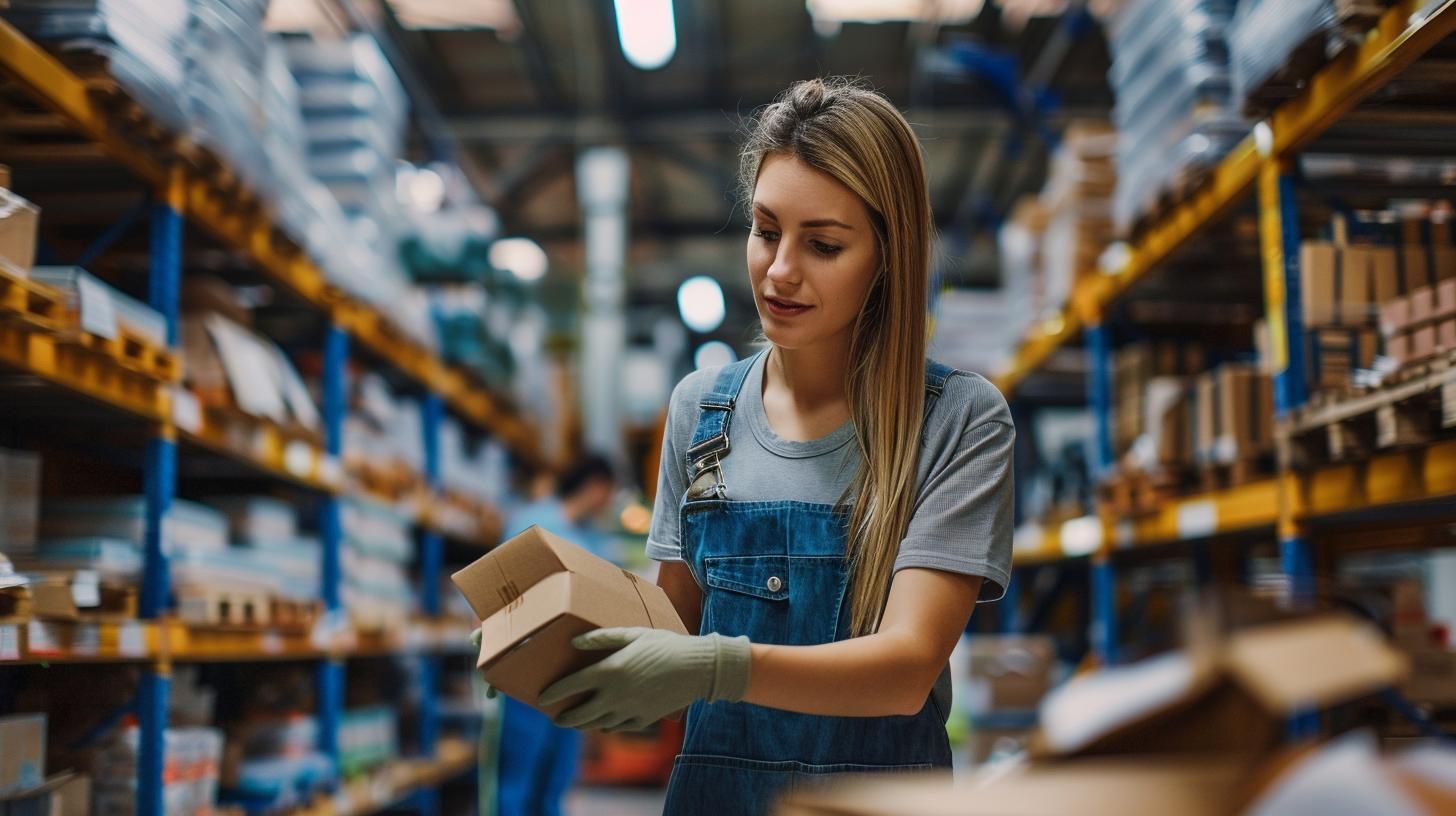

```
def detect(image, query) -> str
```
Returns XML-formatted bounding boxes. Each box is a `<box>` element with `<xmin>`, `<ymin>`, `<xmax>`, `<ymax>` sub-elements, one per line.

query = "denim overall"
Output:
<box><xmin>663</xmin><ymin>352</ymin><xmax>956</xmax><ymax>815</ymax></box>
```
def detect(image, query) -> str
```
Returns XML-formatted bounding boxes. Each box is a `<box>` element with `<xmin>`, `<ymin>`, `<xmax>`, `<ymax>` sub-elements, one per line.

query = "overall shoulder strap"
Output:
<box><xmin>686</xmin><ymin>350</ymin><xmax>764</xmax><ymax>462</ymax></box>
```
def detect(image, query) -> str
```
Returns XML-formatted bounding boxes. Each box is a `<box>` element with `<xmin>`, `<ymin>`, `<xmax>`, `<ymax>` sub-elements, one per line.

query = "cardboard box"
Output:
<box><xmin>1381</xmin><ymin>295</ymin><xmax>1412</xmax><ymax>337</ymax></box>
<box><xmin>1368</xmin><ymin>245</ymin><xmax>1402</xmax><ymax>302</ymax></box>
<box><xmin>965</xmin><ymin>636</ymin><xmax>1056</xmax><ymax>713</ymax></box>
<box><xmin>1410</xmin><ymin>286</ymin><xmax>1435</xmax><ymax>325</ymax></box>
<box><xmin>1440</xmin><ymin>319</ymin><xmax>1456</xmax><ymax>354</ymax></box>
<box><xmin>0</xmin><ymin>773</ymin><xmax>88</xmax><ymax>816</ymax></box>
<box><xmin>1301</xmin><ymin>242</ymin><xmax>1373</xmax><ymax>326</ymax></box>
<box><xmin>0</xmin><ymin>189</ymin><xmax>38</xmax><ymax>280</ymax></box>
<box><xmin>1388</xmin><ymin>333</ymin><xmax>1412</xmax><ymax>367</ymax></box>
<box><xmin>0</xmin><ymin>715</ymin><xmax>45</xmax><ymax>796</ymax></box>
<box><xmin>1437</xmin><ymin>279</ymin><xmax>1456</xmax><ymax>320</ymax></box>
<box><xmin>1411</xmin><ymin>325</ymin><xmax>1437</xmax><ymax>361</ymax></box>
<box><xmin>0</xmin><ymin>165</ymin><xmax>10</xmax><ymax>190</ymax></box>
<box><xmin>452</xmin><ymin>526</ymin><xmax>687</xmax><ymax>716</ymax></box>
<box><xmin>1216</xmin><ymin>364</ymin><xmax>1273</xmax><ymax>462</ymax></box>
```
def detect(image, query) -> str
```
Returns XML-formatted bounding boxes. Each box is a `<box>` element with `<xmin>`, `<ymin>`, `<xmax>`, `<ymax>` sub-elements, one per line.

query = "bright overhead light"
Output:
<box><xmin>614</xmin><ymin>0</ymin><xmax>677</xmax><ymax>70</ymax></box>
<box><xmin>695</xmin><ymin>341</ymin><xmax>737</xmax><ymax>371</ymax></box>
<box><xmin>385</xmin><ymin>0</ymin><xmax>520</xmax><ymax>32</ymax></box>
<box><xmin>489</xmin><ymin>237</ymin><xmax>548</xmax><ymax>283</ymax></box>
<box><xmin>677</xmin><ymin>276</ymin><xmax>726</xmax><ymax>333</ymax></box>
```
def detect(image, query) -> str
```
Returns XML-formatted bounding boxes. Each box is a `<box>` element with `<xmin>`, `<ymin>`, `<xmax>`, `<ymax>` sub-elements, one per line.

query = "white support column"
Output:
<box><xmin>577</xmin><ymin>146</ymin><xmax>630</xmax><ymax>462</ymax></box>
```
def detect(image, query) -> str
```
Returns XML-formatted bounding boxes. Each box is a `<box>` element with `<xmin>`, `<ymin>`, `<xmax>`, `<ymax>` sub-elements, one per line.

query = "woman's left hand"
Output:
<box><xmin>537</xmin><ymin>627</ymin><xmax>752</xmax><ymax>732</ymax></box>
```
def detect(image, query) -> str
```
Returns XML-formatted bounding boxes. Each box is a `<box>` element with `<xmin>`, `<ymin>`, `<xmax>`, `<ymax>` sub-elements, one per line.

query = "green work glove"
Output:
<box><xmin>537</xmin><ymin>628</ymin><xmax>752</xmax><ymax>733</ymax></box>
<box><xmin>468</xmin><ymin>628</ymin><xmax>497</xmax><ymax>700</ymax></box>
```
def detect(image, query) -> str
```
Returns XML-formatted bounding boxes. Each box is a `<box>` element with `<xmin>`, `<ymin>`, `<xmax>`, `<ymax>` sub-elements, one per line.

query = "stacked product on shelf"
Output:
<box><xmin>23</xmin><ymin>497</ymin><xmax>227</xmax><ymax>592</ymax></box>
<box><xmin>1377</xmin><ymin>208</ymin><xmax>1456</xmax><ymax>373</ymax></box>
<box><xmin>92</xmin><ymin>720</ymin><xmax>224</xmax><ymax>816</ymax></box>
<box><xmin>182</xmin><ymin>0</ymin><xmax>271</xmax><ymax>195</ymax></box>
<box><xmin>1038</xmin><ymin>122</ymin><xmax>1118</xmax><ymax>311</ymax></box>
<box><xmin>1112</xmin><ymin>340</ymin><xmax>1206</xmax><ymax>482</ymax></box>
<box><xmin>0</xmin><ymin>185</ymin><xmax>39</xmax><ymax>279</ymax></box>
<box><xmin>1229</xmin><ymin>0</ymin><xmax>1388</xmax><ymax>114</ymax></box>
<box><xmin>435</xmin><ymin>417</ymin><xmax>508</xmax><ymax>541</ymax></box>
<box><xmin>171</xmin><ymin>496</ymin><xmax>320</xmax><ymax>627</ymax></box>
<box><xmin>1106</xmin><ymin>0</ymin><xmax>1248</xmax><ymax>232</ymax></box>
<box><xmin>1191</xmin><ymin>362</ymin><xmax>1275</xmax><ymax>483</ymax></box>
<box><xmin>345</xmin><ymin>372</ymin><xmax>425</xmax><ymax>504</ymax></box>
<box><xmin>338</xmin><ymin>706</ymin><xmax>398</xmax><ymax>778</ymax></box>
<box><xmin>180</xmin><ymin>281</ymin><xmax>322</xmax><ymax>437</ymax></box>
<box><xmin>3</xmin><ymin>0</ymin><xmax>191</xmax><ymax>132</ymax></box>
<box><xmin>340</xmin><ymin>497</ymin><xmax>414</xmax><ymax>632</ymax></box>
<box><xmin>964</xmin><ymin>636</ymin><xmax>1058</xmax><ymax>765</ymax></box>
<box><xmin>0</xmin><ymin>714</ymin><xmax>92</xmax><ymax>813</ymax></box>
<box><xmin>30</xmin><ymin>267</ymin><xmax>168</xmax><ymax>348</ymax></box>
<box><xmin>221</xmin><ymin>714</ymin><xmax>334</xmax><ymax>813</ymax></box>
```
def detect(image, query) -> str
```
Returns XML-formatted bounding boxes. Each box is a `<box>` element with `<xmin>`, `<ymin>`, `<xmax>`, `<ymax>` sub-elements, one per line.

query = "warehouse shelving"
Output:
<box><xmin>0</xmin><ymin>617</ymin><xmax>476</xmax><ymax>665</ymax></box>
<box><xmin>996</xmin><ymin>0</ymin><xmax>1456</xmax><ymax>669</ymax></box>
<box><xmin>0</xmin><ymin>18</ymin><xmax>503</xmax><ymax>815</ymax></box>
<box><xmin>0</xmin><ymin>17</ymin><xmax>538</xmax><ymax>462</ymax></box>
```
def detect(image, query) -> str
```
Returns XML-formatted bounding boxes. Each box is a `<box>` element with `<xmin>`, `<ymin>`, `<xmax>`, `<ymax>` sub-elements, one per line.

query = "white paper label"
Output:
<box><xmin>119</xmin><ymin>622</ymin><xmax>145</xmax><ymax>657</ymax></box>
<box><xmin>27</xmin><ymin>620</ymin><xmax>61</xmax><ymax>654</ymax></box>
<box><xmin>1176</xmin><ymin>500</ymin><xmax>1219</xmax><ymax>540</ymax></box>
<box><xmin>172</xmin><ymin>388</ymin><xmax>203</xmax><ymax>434</ymax></box>
<box><xmin>284</xmin><ymin>441</ymin><xmax>314</xmax><ymax>478</ymax></box>
<box><xmin>73</xmin><ymin>624</ymin><xmax>101</xmax><ymax>656</ymax></box>
<box><xmin>261</xmin><ymin>632</ymin><xmax>284</xmax><ymax>655</ymax></box>
<box><xmin>71</xmin><ymin>570</ymin><xmax>101</xmax><ymax>608</ymax></box>
<box><xmin>77</xmin><ymin>274</ymin><xmax>118</xmax><ymax>340</ymax></box>
<box><xmin>0</xmin><ymin>625</ymin><xmax>19</xmax><ymax>660</ymax></box>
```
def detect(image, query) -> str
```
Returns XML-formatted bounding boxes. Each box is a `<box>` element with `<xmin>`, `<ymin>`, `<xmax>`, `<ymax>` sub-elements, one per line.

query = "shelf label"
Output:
<box><xmin>77</xmin><ymin>274</ymin><xmax>118</xmax><ymax>340</ymax></box>
<box><xmin>0</xmin><ymin>625</ymin><xmax>19</xmax><ymax>660</ymax></box>
<box><xmin>1176</xmin><ymin>501</ymin><xmax>1218</xmax><ymax>540</ymax></box>
<box><xmin>172</xmin><ymin>388</ymin><xmax>203</xmax><ymax>434</ymax></box>
<box><xmin>119</xmin><ymin>622</ymin><xmax>146</xmax><ymax>657</ymax></box>
<box><xmin>27</xmin><ymin>620</ymin><xmax>61</xmax><ymax>655</ymax></box>
<box><xmin>284</xmin><ymin>441</ymin><xmax>314</xmax><ymax>478</ymax></box>
<box><xmin>73</xmin><ymin>624</ymin><xmax>101</xmax><ymax>656</ymax></box>
<box><xmin>71</xmin><ymin>570</ymin><xmax>101</xmax><ymax>609</ymax></box>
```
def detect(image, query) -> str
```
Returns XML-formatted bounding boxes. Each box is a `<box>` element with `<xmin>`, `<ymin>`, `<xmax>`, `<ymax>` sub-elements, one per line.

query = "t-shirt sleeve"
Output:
<box><xmin>895</xmin><ymin>375</ymin><xmax>1015</xmax><ymax>602</ymax></box>
<box><xmin>645</xmin><ymin>373</ymin><xmax>703</xmax><ymax>562</ymax></box>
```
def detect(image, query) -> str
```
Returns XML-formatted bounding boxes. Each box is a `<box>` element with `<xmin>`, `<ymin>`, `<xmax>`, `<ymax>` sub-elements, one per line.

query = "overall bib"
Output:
<box><xmin>663</xmin><ymin>352</ymin><xmax>956</xmax><ymax>816</ymax></box>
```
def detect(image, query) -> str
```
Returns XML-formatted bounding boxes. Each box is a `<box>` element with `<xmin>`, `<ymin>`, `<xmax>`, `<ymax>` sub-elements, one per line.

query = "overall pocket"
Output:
<box><xmin>702</xmin><ymin>554</ymin><xmax>845</xmax><ymax>646</ymax></box>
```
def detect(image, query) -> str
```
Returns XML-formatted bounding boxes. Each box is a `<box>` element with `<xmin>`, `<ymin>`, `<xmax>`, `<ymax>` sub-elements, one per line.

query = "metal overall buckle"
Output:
<box><xmin>686</xmin><ymin>451</ymin><xmax>728</xmax><ymax>501</ymax></box>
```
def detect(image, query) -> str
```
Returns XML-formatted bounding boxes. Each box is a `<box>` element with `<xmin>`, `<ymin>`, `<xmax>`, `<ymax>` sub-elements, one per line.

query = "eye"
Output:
<box><xmin>810</xmin><ymin>240</ymin><xmax>843</xmax><ymax>257</ymax></box>
<box><xmin>752</xmin><ymin>227</ymin><xmax>781</xmax><ymax>242</ymax></box>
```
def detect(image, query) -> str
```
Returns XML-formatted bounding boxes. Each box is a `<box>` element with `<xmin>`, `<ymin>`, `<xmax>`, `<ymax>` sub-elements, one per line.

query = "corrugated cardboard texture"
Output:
<box><xmin>774</xmin><ymin>757</ymin><xmax>1253</xmax><ymax>816</ymax></box>
<box><xmin>453</xmin><ymin>526</ymin><xmax>687</xmax><ymax>717</ymax></box>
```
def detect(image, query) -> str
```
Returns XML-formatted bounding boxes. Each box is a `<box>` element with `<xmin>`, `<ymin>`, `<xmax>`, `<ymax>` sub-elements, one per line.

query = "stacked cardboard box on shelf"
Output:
<box><xmin>0</xmin><ymin>187</ymin><xmax>38</xmax><ymax>280</ymax></box>
<box><xmin>1112</xmin><ymin>341</ymin><xmax>1205</xmax><ymax>474</ymax></box>
<box><xmin>1381</xmin><ymin>280</ymin><xmax>1456</xmax><ymax>370</ymax></box>
<box><xmin>1192</xmin><ymin>363</ymin><xmax>1275</xmax><ymax>470</ymax></box>
<box><xmin>1039</xmin><ymin>122</ymin><xmax>1117</xmax><ymax>311</ymax></box>
<box><xmin>0</xmin><ymin>714</ymin><xmax>89</xmax><ymax>816</ymax></box>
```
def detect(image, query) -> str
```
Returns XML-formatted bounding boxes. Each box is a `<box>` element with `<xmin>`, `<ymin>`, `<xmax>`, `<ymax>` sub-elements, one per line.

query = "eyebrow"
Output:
<box><xmin>754</xmin><ymin>202</ymin><xmax>855</xmax><ymax>231</ymax></box>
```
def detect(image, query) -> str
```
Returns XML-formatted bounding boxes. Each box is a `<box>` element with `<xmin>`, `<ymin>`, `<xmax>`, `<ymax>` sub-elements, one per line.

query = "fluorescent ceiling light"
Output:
<box><xmin>806</xmin><ymin>0</ymin><xmax>987</xmax><ymax>25</ymax></box>
<box><xmin>677</xmin><ymin>276</ymin><xmax>726</xmax><ymax>334</ymax></box>
<box><xmin>614</xmin><ymin>0</ymin><xmax>677</xmax><ymax>70</ymax></box>
<box><xmin>490</xmin><ymin>238</ymin><xmax>549</xmax><ymax>283</ymax></box>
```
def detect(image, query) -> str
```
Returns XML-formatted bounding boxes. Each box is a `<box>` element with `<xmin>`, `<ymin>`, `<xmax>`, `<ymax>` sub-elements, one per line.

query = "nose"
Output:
<box><xmin>766</xmin><ymin>242</ymin><xmax>800</xmax><ymax>286</ymax></box>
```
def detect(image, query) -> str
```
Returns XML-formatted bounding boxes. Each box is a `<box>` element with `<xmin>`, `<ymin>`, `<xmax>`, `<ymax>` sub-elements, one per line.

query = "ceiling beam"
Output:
<box><xmin>510</xmin><ymin>0</ymin><xmax>568</xmax><ymax>110</ymax></box>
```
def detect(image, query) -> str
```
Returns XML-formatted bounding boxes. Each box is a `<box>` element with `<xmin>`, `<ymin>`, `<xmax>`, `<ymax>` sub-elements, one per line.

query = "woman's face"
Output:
<box><xmin>748</xmin><ymin>153</ymin><xmax>879</xmax><ymax>353</ymax></box>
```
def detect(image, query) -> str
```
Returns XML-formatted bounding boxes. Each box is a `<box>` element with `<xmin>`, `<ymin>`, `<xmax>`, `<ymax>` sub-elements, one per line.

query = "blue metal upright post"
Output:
<box><xmin>318</xmin><ymin>324</ymin><xmax>349</xmax><ymax>777</ymax></box>
<box><xmin>416</xmin><ymin>393</ymin><xmax>445</xmax><ymax>815</ymax></box>
<box><xmin>1086</xmin><ymin>321</ymin><xmax>1115</xmax><ymax>479</ymax></box>
<box><xmin>137</xmin><ymin>180</ymin><xmax>183</xmax><ymax>816</ymax></box>
<box><xmin>999</xmin><ymin>570</ymin><xmax>1023</xmax><ymax>635</ymax></box>
<box><xmin>1091</xmin><ymin>557</ymin><xmax>1118</xmax><ymax>665</ymax></box>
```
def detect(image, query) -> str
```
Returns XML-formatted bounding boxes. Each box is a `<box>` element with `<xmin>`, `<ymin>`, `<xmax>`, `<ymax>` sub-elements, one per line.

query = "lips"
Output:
<box><xmin>763</xmin><ymin>294</ymin><xmax>812</xmax><ymax>318</ymax></box>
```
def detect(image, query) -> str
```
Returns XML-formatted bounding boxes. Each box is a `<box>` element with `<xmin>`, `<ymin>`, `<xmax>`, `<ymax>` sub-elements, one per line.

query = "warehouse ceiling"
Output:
<box><xmin>376</xmin><ymin>0</ymin><xmax>1114</xmax><ymax>309</ymax></box>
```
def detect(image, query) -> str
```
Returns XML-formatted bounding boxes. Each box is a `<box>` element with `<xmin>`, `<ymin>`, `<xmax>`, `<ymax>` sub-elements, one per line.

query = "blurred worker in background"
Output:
<box><xmin>495</xmin><ymin>453</ymin><xmax>618</xmax><ymax>816</ymax></box>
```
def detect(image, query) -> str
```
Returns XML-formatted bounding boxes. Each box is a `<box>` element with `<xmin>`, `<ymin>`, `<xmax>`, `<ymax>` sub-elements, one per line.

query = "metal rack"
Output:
<box><xmin>0</xmin><ymin>19</ymin><xmax>508</xmax><ymax>816</ymax></box>
<box><xmin>999</xmin><ymin>0</ymin><xmax>1456</xmax><ymax>665</ymax></box>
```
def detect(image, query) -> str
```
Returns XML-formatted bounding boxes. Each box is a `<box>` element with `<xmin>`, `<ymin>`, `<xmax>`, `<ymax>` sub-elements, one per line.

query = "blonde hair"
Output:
<box><xmin>740</xmin><ymin>78</ymin><xmax>932</xmax><ymax>636</ymax></box>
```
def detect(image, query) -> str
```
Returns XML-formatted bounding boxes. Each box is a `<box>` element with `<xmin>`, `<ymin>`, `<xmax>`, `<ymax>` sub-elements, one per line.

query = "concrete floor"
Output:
<box><xmin>566</xmin><ymin>785</ymin><xmax>668</xmax><ymax>815</ymax></box>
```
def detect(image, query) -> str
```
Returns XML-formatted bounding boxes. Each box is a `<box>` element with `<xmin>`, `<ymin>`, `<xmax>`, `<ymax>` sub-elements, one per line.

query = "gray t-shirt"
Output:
<box><xmin>648</xmin><ymin>352</ymin><xmax>1014</xmax><ymax>599</ymax></box>
<box><xmin>646</xmin><ymin>353</ymin><xmax>1015</xmax><ymax>721</ymax></box>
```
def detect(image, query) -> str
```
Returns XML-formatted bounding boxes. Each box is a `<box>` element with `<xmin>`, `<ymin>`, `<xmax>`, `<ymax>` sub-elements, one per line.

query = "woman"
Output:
<box><xmin>537</xmin><ymin>78</ymin><xmax>1015</xmax><ymax>814</ymax></box>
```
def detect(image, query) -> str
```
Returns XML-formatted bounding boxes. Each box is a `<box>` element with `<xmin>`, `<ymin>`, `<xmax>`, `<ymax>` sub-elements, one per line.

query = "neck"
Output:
<box><xmin>765</xmin><ymin>335</ymin><xmax>853</xmax><ymax>410</ymax></box>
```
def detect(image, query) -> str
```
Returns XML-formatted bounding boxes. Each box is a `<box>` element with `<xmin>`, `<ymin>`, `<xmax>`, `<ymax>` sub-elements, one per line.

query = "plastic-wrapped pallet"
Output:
<box><xmin>30</xmin><ymin>266</ymin><xmax>168</xmax><ymax>346</ymax></box>
<box><xmin>4</xmin><ymin>0</ymin><xmax>190</xmax><ymax>131</ymax></box>
<box><xmin>1229</xmin><ymin>0</ymin><xmax>1386</xmax><ymax>113</ymax></box>
<box><xmin>340</xmin><ymin>497</ymin><xmax>414</xmax><ymax>630</ymax></box>
<box><xmin>1107</xmin><ymin>0</ymin><xmax>1248</xmax><ymax>232</ymax></box>
<box><xmin>38</xmin><ymin>497</ymin><xmax>229</xmax><ymax>554</ymax></box>
<box><xmin>183</xmin><ymin>0</ymin><xmax>271</xmax><ymax>195</ymax></box>
<box><xmin>1039</xmin><ymin>123</ymin><xmax>1117</xmax><ymax>312</ymax></box>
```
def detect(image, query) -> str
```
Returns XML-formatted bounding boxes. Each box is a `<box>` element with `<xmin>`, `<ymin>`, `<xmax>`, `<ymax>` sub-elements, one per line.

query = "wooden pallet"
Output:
<box><xmin>1100</xmin><ymin>468</ymin><xmax>1185</xmax><ymax>517</ymax></box>
<box><xmin>176</xmin><ymin>585</ymin><xmax>274</xmax><ymax>628</ymax></box>
<box><xmin>25</xmin><ymin>572</ymin><xmax>137</xmax><ymax>621</ymax></box>
<box><xmin>0</xmin><ymin>584</ymin><xmax>31</xmax><ymax>622</ymax></box>
<box><xmin>0</xmin><ymin>270</ymin><xmax>64</xmax><ymax>332</ymax></box>
<box><xmin>63</xmin><ymin>327</ymin><xmax>179</xmax><ymax>382</ymax></box>
<box><xmin>1287</xmin><ymin>354</ymin><xmax>1456</xmax><ymax>466</ymax></box>
<box><xmin>1242</xmin><ymin>2</ymin><xmax>1389</xmax><ymax>117</ymax></box>
<box><xmin>1197</xmin><ymin>455</ymin><xmax>1275</xmax><ymax>492</ymax></box>
<box><xmin>271</xmin><ymin>597</ymin><xmax>322</xmax><ymax>633</ymax></box>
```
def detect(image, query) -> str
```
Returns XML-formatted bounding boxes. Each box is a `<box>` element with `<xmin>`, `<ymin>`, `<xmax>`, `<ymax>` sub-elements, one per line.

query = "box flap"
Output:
<box><xmin>1224</xmin><ymin>616</ymin><xmax>1409</xmax><ymax>715</ymax></box>
<box><xmin>451</xmin><ymin>525</ymin><xmax>627</xmax><ymax>621</ymax></box>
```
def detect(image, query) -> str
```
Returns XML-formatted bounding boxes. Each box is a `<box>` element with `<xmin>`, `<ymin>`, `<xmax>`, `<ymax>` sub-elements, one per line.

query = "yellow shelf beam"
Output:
<box><xmin>1109</xmin><ymin>477</ymin><xmax>1282</xmax><ymax>550</ymax></box>
<box><xmin>1294</xmin><ymin>440</ymin><xmax>1456</xmax><ymax>520</ymax></box>
<box><xmin>994</xmin><ymin>0</ymin><xmax>1456</xmax><ymax>396</ymax></box>
<box><xmin>0</xmin><ymin>19</ymin><xmax>539</xmax><ymax>463</ymax></box>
